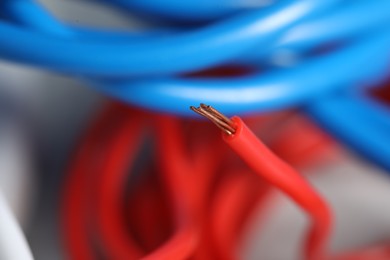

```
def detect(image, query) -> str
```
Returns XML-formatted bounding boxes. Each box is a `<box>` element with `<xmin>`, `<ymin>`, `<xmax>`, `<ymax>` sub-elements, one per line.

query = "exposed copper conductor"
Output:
<box><xmin>190</xmin><ymin>103</ymin><xmax>236</xmax><ymax>135</ymax></box>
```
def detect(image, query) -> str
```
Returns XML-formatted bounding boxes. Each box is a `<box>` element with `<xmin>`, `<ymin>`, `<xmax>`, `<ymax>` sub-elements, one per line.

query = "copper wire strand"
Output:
<box><xmin>190</xmin><ymin>104</ymin><xmax>236</xmax><ymax>135</ymax></box>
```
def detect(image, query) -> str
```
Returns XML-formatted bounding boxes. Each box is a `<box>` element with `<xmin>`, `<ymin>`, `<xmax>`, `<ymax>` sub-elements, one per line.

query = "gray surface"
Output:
<box><xmin>0</xmin><ymin>61</ymin><xmax>102</xmax><ymax>260</ymax></box>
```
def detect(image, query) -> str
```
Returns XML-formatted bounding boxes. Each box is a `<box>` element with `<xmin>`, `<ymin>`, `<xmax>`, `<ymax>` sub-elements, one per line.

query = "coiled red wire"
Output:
<box><xmin>62</xmin><ymin>101</ymin><xmax>390</xmax><ymax>260</ymax></box>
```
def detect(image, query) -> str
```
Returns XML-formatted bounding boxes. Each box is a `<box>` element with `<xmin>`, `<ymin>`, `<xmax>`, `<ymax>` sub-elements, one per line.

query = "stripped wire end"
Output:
<box><xmin>190</xmin><ymin>103</ymin><xmax>236</xmax><ymax>135</ymax></box>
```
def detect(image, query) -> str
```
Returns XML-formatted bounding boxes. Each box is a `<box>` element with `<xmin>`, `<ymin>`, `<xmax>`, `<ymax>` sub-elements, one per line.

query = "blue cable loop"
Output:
<box><xmin>94</xmin><ymin>31</ymin><xmax>390</xmax><ymax>116</ymax></box>
<box><xmin>0</xmin><ymin>0</ymin><xmax>342</xmax><ymax>76</ymax></box>
<box><xmin>1</xmin><ymin>0</ymin><xmax>390</xmax><ymax>170</ymax></box>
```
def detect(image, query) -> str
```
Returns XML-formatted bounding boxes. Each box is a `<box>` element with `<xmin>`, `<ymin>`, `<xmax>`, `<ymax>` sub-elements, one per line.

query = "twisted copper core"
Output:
<box><xmin>190</xmin><ymin>104</ymin><xmax>236</xmax><ymax>135</ymax></box>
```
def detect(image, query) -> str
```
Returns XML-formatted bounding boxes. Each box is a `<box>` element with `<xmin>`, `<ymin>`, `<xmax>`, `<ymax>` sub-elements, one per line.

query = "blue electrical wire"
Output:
<box><xmin>0</xmin><ymin>0</ymin><xmax>73</xmax><ymax>36</ymax></box>
<box><xmin>0</xmin><ymin>0</ymin><xmax>343</xmax><ymax>76</ymax></box>
<box><xmin>0</xmin><ymin>0</ymin><xmax>176</xmax><ymax>39</ymax></box>
<box><xmin>0</xmin><ymin>0</ymin><xmax>389</xmax><ymax>114</ymax></box>
<box><xmin>105</xmin><ymin>0</ymin><xmax>246</xmax><ymax>21</ymax></box>
<box><xmin>1</xmin><ymin>0</ymin><xmax>389</xmax><ymax>112</ymax></box>
<box><xmin>1</xmin><ymin>0</ymin><xmax>390</xmax><ymax>172</ymax></box>
<box><xmin>94</xmin><ymin>31</ymin><xmax>390</xmax><ymax>116</ymax></box>
<box><xmin>3</xmin><ymin>1</ymin><xmax>390</xmax><ymax>67</ymax></box>
<box><xmin>251</xmin><ymin>0</ymin><xmax>390</xmax><ymax>61</ymax></box>
<box><xmin>308</xmin><ymin>94</ymin><xmax>390</xmax><ymax>171</ymax></box>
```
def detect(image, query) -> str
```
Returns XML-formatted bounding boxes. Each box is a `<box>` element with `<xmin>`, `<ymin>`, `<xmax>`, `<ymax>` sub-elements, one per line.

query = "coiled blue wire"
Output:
<box><xmin>0</xmin><ymin>0</ymin><xmax>342</xmax><ymax>76</ymax></box>
<box><xmin>94</xmin><ymin>31</ymin><xmax>390</xmax><ymax>116</ymax></box>
<box><xmin>1</xmin><ymin>0</ymin><xmax>390</xmax><ymax>170</ymax></box>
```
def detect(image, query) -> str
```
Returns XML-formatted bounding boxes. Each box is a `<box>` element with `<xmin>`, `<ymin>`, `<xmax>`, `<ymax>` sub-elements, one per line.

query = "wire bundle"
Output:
<box><xmin>61</xmin><ymin>103</ymin><xmax>315</xmax><ymax>259</ymax></box>
<box><xmin>63</xmin><ymin>102</ymin><xmax>390</xmax><ymax>259</ymax></box>
<box><xmin>1</xmin><ymin>0</ymin><xmax>390</xmax><ymax>170</ymax></box>
<box><xmin>2</xmin><ymin>0</ymin><xmax>390</xmax><ymax>259</ymax></box>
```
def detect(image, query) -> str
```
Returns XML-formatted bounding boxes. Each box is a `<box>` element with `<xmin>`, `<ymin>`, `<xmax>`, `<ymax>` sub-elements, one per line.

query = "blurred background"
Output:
<box><xmin>1</xmin><ymin>0</ymin><xmax>390</xmax><ymax>259</ymax></box>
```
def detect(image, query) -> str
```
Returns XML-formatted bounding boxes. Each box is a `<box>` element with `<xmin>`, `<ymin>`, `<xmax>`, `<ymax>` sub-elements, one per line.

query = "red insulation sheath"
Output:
<box><xmin>95</xmin><ymin>113</ymin><xmax>145</xmax><ymax>259</ymax></box>
<box><xmin>147</xmin><ymin>116</ymin><xmax>199</xmax><ymax>260</ymax></box>
<box><xmin>223</xmin><ymin>116</ymin><xmax>332</xmax><ymax>260</ymax></box>
<box><xmin>62</xmin><ymin>105</ymin><xmax>122</xmax><ymax>260</ymax></box>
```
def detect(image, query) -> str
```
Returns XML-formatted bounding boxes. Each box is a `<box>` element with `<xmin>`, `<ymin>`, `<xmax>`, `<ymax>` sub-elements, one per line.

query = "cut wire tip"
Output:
<box><xmin>190</xmin><ymin>104</ymin><xmax>236</xmax><ymax>135</ymax></box>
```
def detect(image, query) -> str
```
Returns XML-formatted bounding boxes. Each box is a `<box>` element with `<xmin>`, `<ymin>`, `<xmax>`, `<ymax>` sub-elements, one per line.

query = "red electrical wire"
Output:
<box><xmin>210</xmin><ymin>170</ymin><xmax>270</xmax><ymax>260</ymax></box>
<box><xmin>94</xmin><ymin>110</ymin><xmax>145</xmax><ymax>259</ymax></box>
<box><xmin>64</xmin><ymin>101</ymin><xmax>390</xmax><ymax>260</ymax></box>
<box><xmin>224</xmin><ymin>116</ymin><xmax>332</xmax><ymax>260</ymax></box>
<box><xmin>85</xmin><ymin>110</ymin><xmax>198</xmax><ymax>260</ymax></box>
<box><xmin>191</xmin><ymin>104</ymin><xmax>332</xmax><ymax>260</ymax></box>
<box><xmin>63</xmin><ymin>107</ymin><xmax>199</xmax><ymax>260</ymax></box>
<box><xmin>62</xmin><ymin>104</ymin><xmax>125</xmax><ymax>260</ymax></box>
<box><xmin>125</xmin><ymin>164</ymin><xmax>174</xmax><ymax>252</ymax></box>
<box><xmin>63</xmin><ymin>101</ymin><xmax>390</xmax><ymax>260</ymax></box>
<box><xmin>63</xmin><ymin>103</ymin><xmax>333</xmax><ymax>260</ymax></box>
<box><xmin>155</xmin><ymin>116</ymin><xmax>261</xmax><ymax>260</ymax></box>
<box><xmin>62</xmin><ymin>104</ymin><xmax>140</xmax><ymax>260</ymax></box>
<box><xmin>144</xmin><ymin>116</ymin><xmax>199</xmax><ymax>260</ymax></box>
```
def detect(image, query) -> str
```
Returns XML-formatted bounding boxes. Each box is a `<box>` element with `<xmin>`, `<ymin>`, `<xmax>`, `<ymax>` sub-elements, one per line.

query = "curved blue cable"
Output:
<box><xmin>0</xmin><ymin>0</ymin><xmax>389</xmax><ymax>116</ymax></box>
<box><xmin>2</xmin><ymin>0</ymin><xmax>390</xmax><ymax>173</ymax></box>
<box><xmin>4</xmin><ymin>1</ymin><xmax>390</xmax><ymax>59</ymax></box>
<box><xmin>94</xmin><ymin>31</ymin><xmax>390</xmax><ymax>116</ymax></box>
<box><xmin>0</xmin><ymin>0</ymin><xmax>177</xmax><ymax>40</ymax></box>
<box><xmin>0</xmin><ymin>0</ymin><xmax>342</xmax><ymax>76</ymax></box>
<box><xmin>307</xmin><ymin>94</ymin><xmax>390</xmax><ymax>171</ymax></box>
<box><xmin>0</xmin><ymin>0</ymin><xmax>73</xmax><ymax>36</ymax></box>
<box><xmin>106</xmin><ymin>0</ymin><xmax>246</xmax><ymax>21</ymax></box>
<box><xmin>3</xmin><ymin>0</ymin><xmax>390</xmax><ymax>117</ymax></box>
<box><xmin>3</xmin><ymin>0</ymin><xmax>390</xmax><ymax>66</ymax></box>
<box><xmin>251</xmin><ymin>0</ymin><xmax>390</xmax><ymax>61</ymax></box>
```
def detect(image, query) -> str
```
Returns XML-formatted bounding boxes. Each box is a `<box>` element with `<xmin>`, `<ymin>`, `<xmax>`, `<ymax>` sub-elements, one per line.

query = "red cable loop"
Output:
<box><xmin>223</xmin><ymin>116</ymin><xmax>332</xmax><ymax>260</ymax></box>
<box><xmin>63</xmin><ymin>102</ymin><xmax>390</xmax><ymax>260</ymax></box>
